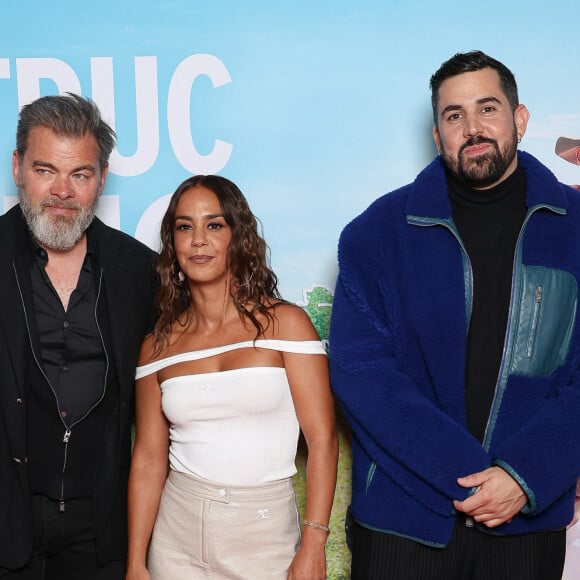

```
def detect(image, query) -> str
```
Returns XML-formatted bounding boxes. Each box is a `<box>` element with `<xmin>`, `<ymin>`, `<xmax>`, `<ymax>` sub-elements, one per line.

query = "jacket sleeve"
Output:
<box><xmin>490</xmin><ymin>362</ymin><xmax>580</xmax><ymax>515</ymax></box>
<box><xmin>329</xmin><ymin>222</ymin><xmax>491</xmax><ymax>512</ymax></box>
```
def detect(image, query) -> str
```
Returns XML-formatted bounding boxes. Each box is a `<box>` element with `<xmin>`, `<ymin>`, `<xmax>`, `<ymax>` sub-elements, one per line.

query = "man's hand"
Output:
<box><xmin>453</xmin><ymin>466</ymin><xmax>527</xmax><ymax>528</ymax></box>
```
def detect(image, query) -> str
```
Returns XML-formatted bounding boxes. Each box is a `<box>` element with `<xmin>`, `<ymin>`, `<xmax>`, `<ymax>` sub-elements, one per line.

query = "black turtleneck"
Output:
<box><xmin>448</xmin><ymin>165</ymin><xmax>527</xmax><ymax>443</ymax></box>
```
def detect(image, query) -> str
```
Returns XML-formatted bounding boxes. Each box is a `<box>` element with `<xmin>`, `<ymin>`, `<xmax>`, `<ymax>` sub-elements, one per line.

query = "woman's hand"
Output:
<box><xmin>287</xmin><ymin>528</ymin><xmax>327</xmax><ymax>580</ymax></box>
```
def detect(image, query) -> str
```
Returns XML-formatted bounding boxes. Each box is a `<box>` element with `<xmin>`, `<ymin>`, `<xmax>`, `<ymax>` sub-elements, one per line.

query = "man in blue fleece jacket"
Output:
<box><xmin>330</xmin><ymin>50</ymin><xmax>580</xmax><ymax>579</ymax></box>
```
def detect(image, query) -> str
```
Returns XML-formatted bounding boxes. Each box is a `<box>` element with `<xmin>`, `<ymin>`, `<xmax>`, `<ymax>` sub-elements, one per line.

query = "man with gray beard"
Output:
<box><xmin>0</xmin><ymin>93</ymin><xmax>157</xmax><ymax>579</ymax></box>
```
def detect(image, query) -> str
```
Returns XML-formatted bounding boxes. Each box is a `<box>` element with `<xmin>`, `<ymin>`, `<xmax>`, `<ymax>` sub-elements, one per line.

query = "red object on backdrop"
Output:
<box><xmin>555</xmin><ymin>136</ymin><xmax>580</xmax><ymax>190</ymax></box>
<box><xmin>555</xmin><ymin>136</ymin><xmax>580</xmax><ymax>165</ymax></box>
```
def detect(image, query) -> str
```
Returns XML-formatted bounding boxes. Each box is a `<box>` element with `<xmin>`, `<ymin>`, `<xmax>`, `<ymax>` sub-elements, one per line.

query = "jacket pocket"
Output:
<box><xmin>365</xmin><ymin>461</ymin><xmax>377</xmax><ymax>494</ymax></box>
<box><xmin>510</xmin><ymin>265</ymin><xmax>577</xmax><ymax>377</ymax></box>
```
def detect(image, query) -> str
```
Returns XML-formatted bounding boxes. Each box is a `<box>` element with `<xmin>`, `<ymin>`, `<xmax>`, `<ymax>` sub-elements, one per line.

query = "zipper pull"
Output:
<box><xmin>535</xmin><ymin>286</ymin><xmax>543</xmax><ymax>303</ymax></box>
<box><xmin>63</xmin><ymin>429</ymin><xmax>71</xmax><ymax>443</ymax></box>
<box><xmin>60</xmin><ymin>499</ymin><xmax>66</xmax><ymax>512</ymax></box>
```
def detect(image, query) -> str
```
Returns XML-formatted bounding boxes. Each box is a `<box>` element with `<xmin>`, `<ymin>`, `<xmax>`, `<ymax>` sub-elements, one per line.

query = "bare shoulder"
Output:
<box><xmin>270</xmin><ymin>302</ymin><xmax>320</xmax><ymax>341</ymax></box>
<box><xmin>138</xmin><ymin>333</ymin><xmax>157</xmax><ymax>366</ymax></box>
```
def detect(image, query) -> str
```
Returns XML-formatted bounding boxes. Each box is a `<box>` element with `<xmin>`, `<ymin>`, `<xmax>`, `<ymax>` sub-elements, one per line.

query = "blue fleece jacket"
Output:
<box><xmin>329</xmin><ymin>152</ymin><xmax>580</xmax><ymax>546</ymax></box>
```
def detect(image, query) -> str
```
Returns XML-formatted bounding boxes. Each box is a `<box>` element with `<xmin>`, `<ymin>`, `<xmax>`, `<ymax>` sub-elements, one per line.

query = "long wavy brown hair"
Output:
<box><xmin>152</xmin><ymin>175</ymin><xmax>282</xmax><ymax>353</ymax></box>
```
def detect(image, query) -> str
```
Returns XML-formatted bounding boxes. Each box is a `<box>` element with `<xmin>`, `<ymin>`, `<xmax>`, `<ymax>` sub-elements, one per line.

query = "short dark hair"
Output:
<box><xmin>16</xmin><ymin>93</ymin><xmax>116</xmax><ymax>170</ymax></box>
<box><xmin>429</xmin><ymin>50</ymin><xmax>519</xmax><ymax>123</ymax></box>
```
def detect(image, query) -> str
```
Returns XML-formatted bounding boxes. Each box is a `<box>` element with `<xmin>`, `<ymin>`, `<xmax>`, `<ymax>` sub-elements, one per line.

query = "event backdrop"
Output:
<box><xmin>2</xmin><ymin>2</ymin><xmax>580</xmax><ymax>578</ymax></box>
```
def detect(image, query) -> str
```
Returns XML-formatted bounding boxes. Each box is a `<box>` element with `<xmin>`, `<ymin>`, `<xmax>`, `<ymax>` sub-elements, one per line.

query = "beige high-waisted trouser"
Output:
<box><xmin>148</xmin><ymin>470</ymin><xmax>301</xmax><ymax>579</ymax></box>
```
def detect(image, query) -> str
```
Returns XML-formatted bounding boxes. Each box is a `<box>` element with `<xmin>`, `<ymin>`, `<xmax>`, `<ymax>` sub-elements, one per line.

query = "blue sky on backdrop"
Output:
<box><xmin>0</xmin><ymin>0</ymin><xmax>578</xmax><ymax>301</ymax></box>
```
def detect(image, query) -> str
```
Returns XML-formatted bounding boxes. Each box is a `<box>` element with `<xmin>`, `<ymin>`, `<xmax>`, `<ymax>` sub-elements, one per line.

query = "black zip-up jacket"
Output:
<box><xmin>0</xmin><ymin>205</ymin><xmax>157</xmax><ymax>569</ymax></box>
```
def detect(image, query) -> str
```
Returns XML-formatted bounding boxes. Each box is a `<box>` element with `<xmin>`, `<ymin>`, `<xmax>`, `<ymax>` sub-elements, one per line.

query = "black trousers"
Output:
<box><xmin>351</xmin><ymin>517</ymin><xmax>566</xmax><ymax>580</ymax></box>
<box><xmin>0</xmin><ymin>495</ymin><xmax>125</xmax><ymax>580</ymax></box>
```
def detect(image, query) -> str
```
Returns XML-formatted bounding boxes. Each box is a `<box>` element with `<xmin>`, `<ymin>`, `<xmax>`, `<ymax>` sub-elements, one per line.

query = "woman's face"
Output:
<box><xmin>173</xmin><ymin>185</ymin><xmax>232</xmax><ymax>286</ymax></box>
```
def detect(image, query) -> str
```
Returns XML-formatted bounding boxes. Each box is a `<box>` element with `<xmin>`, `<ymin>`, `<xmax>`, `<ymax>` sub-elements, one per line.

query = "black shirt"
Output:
<box><xmin>27</xmin><ymin>230</ymin><xmax>115</xmax><ymax>501</ymax></box>
<box><xmin>448</xmin><ymin>166</ymin><xmax>527</xmax><ymax>443</ymax></box>
<box><xmin>31</xmin><ymin>240</ymin><xmax>106</xmax><ymax>425</ymax></box>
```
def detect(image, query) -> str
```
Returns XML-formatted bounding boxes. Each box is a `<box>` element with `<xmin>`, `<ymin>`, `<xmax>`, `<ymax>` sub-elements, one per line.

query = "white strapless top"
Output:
<box><xmin>135</xmin><ymin>340</ymin><xmax>326</xmax><ymax>485</ymax></box>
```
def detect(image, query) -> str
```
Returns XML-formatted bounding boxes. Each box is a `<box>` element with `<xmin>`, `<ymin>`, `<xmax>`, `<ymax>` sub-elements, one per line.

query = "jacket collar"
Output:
<box><xmin>405</xmin><ymin>151</ymin><xmax>569</xmax><ymax>220</ymax></box>
<box><xmin>0</xmin><ymin>209</ymin><xmax>139</xmax><ymax>397</ymax></box>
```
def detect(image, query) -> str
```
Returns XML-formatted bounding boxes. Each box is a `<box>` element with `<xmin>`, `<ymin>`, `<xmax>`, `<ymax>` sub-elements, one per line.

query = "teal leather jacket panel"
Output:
<box><xmin>330</xmin><ymin>151</ymin><xmax>580</xmax><ymax>546</ymax></box>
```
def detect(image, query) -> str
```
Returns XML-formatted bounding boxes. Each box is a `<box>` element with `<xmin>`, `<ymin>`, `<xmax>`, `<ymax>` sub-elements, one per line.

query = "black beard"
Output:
<box><xmin>445</xmin><ymin>131</ymin><xmax>518</xmax><ymax>189</ymax></box>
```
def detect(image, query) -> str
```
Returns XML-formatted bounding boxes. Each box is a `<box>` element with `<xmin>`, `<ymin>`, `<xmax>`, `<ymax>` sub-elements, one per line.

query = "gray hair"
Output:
<box><xmin>16</xmin><ymin>93</ymin><xmax>116</xmax><ymax>170</ymax></box>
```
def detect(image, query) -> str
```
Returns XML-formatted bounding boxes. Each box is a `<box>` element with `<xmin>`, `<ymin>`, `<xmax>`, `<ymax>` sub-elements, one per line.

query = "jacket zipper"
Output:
<box><xmin>408</xmin><ymin>208</ymin><xmax>556</xmax><ymax>451</ymax></box>
<box><xmin>13</xmin><ymin>263</ymin><xmax>110</xmax><ymax>511</ymax></box>
<box><xmin>526</xmin><ymin>286</ymin><xmax>543</xmax><ymax>358</ymax></box>
<box><xmin>481</xmin><ymin>205</ymin><xmax>561</xmax><ymax>449</ymax></box>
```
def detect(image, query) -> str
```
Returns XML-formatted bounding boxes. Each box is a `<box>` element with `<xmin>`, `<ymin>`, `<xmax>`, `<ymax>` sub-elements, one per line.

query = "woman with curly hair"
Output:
<box><xmin>126</xmin><ymin>175</ymin><xmax>338</xmax><ymax>580</ymax></box>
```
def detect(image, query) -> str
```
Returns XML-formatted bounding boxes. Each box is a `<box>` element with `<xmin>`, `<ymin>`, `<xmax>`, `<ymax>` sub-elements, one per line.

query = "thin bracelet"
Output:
<box><xmin>303</xmin><ymin>519</ymin><xmax>330</xmax><ymax>534</ymax></box>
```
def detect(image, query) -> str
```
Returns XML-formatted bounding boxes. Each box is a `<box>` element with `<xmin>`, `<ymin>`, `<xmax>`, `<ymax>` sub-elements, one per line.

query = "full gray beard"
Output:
<box><xmin>19</xmin><ymin>189</ymin><xmax>97</xmax><ymax>251</ymax></box>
